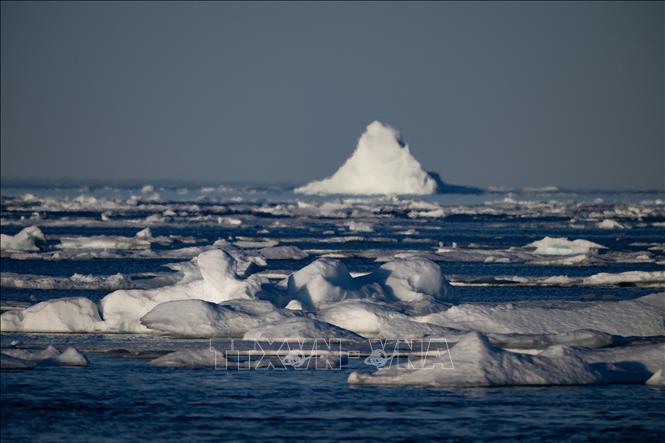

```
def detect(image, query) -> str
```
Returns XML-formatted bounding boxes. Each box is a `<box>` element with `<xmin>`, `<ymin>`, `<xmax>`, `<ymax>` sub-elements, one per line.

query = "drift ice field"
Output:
<box><xmin>1</xmin><ymin>123</ymin><xmax>664</xmax><ymax>441</ymax></box>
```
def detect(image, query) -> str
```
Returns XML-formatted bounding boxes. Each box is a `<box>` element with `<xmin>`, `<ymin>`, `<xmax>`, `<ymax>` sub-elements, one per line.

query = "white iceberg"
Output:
<box><xmin>295</xmin><ymin>121</ymin><xmax>439</xmax><ymax>195</ymax></box>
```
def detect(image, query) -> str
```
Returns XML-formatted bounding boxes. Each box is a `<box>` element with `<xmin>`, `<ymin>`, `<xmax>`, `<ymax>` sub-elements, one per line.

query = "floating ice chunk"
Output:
<box><xmin>218</xmin><ymin>217</ymin><xmax>242</xmax><ymax>226</ymax></box>
<box><xmin>1</xmin><ymin>272</ymin><xmax>136</xmax><ymax>290</ymax></box>
<box><xmin>596</xmin><ymin>219</ymin><xmax>626</xmax><ymax>229</ymax></box>
<box><xmin>242</xmin><ymin>317</ymin><xmax>362</xmax><ymax>341</ymax></box>
<box><xmin>287</xmin><ymin>258</ymin><xmax>367</xmax><ymax>309</ymax></box>
<box><xmin>258</xmin><ymin>246</ymin><xmax>309</xmax><ymax>260</ymax></box>
<box><xmin>370</xmin><ymin>258</ymin><xmax>456</xmax><ymax>303</ymax></box>
<box><xmin>582</xmin><ymin>271</ymin><xmax>665</xmax><ymax>286</ymax></box>
<box><xmin>58</xmin><ymin>235</ymin><xmax>151</xmax><ymax>250</ymax></box>
<box><xmin>54</xmin><ymin>347</ymin><xmax>89</xmax><ymax>366</ymax></box>
<box><xmin>3</xmin><ymin>345</ymin><xmax>61</xmax><ymax>361</ymax></box>
<box><xmin>295</xmin><ymin>121</ymin><xmax>439</xmax><ymax>195</ymax></box>
<box><xmin>135</xmin><ymin>227</ymin><xmax>153</xmax><ymax>239</ymax></box>
<box><xmin>0</xmin><ymin>226</ymin><xmax>45</xmax><ymax>252</ymax></box>
<box><xmin>150</xmin><ymin>349</ymin><xmax>220</xmax><ymax>368</ymax></box>
<box><xmin>101</xmin><ymin>249</ymin><xmax>262</xmax><ymax>332</ymax></box>
<box><xmin>348</xmin><ymin>332</ymin><xmax>603</xmax><ymax>387</ymax></box>
<box><xmin>233</xmin><ymin>239</ymin><xmax>279</xmax><ymax>249</ymax></box>
<box><xmin>408</xmin><ymin>208</ymin><xmax>446</xmax><ymax>218</ymax></box>
<box><xmin>526</xmin><ymin>236</ymin><xmax>606</xmax><ymax>256</ymax></box>
<box><xmin>0</xmin><ymin>297</ymin><xmax>103</xmax><ymax>333</ymax></box>
<box><xmin>347</xmin><ymin>221</ymin><xmax>374</xmax><ymax>232</ymax></box>
<box><xmin>451</xmin><ymin>270</ymin><xmax>665</xmax><ymax>288</ymax></box>
<box><xmin>5</xmin><ymin>345</ymin><xmax>90</xmax><ymax>367</ymax></box>
<box><xmin>416</xmin><ymin>293</ymin><xmax>665</xmax><ymax>336</ymax></box>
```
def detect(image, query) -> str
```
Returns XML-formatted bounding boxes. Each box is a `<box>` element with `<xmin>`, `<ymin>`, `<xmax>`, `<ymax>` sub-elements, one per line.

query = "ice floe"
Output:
<box><xmin>1</xmin><ymin>345</ymin><xmax>88</xmax><ymax>369</ymax></box>
<box><xmin>0</xmin><ymin>226</ymin><xmax>45</xmax><ymax>253</ymax></box>
<box><xmin>348</xmin><ymin>332</ymin><xmax>662</xmax><ymax>387</ymax></box>
<box><xmin>1</xmin><ymin>297</ymin><xmax>104</xmax><ymax>333</ymax></box>
<box><xmin>415</xmin><ymin>293</ymin><xmax>665</xmax><ymax>336</ymax></box>
<box><xmin>526</xmin><ymin>237</ymin><xmax>606</xmax><ymax>256</ymax></box>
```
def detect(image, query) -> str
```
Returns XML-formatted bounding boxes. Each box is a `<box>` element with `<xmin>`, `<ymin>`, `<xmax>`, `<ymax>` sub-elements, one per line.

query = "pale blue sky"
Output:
<box><xmin>2</xmin><ymin>1</ymin><xmax>663</xmax><ymax>190</ymax></box>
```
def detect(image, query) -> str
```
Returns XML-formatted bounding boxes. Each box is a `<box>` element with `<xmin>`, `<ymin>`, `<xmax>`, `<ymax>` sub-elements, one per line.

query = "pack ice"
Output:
<box><xmin>1</xmin><ymin>247</ymin><xmax>664</xmax><ymax>386</ymax></box>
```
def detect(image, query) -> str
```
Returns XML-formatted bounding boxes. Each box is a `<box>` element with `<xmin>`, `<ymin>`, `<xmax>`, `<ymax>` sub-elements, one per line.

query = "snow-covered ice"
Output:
<box><xmin>526</xmin><ymin>237</ymin><xmax>606</xmax><ymax>256</ymax></box>
<box><xmin>295</xmin><ymin>121</ymin><xmax>440</xmax><ymax>195</ymax></box>
<box><xmin>0</xmin><ymin>226</ymin><xmax>45</xmax><ymax>253</ymax></box>
<box><xmin>348</xmin><ymin>332</ymin><xmax>661</xmax><ymax>387</ymax></box>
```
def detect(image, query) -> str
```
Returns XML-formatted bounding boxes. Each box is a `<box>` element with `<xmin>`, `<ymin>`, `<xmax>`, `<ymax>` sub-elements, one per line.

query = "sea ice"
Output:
<box><xmin>416</xmin><ymin>293</ymin><xmax>665</xmax><ymax>336</ymax></box>
<box><xmin>348</xmin><ymin>332</ymin><xmax>658</xmax><ymax>387</ymax></box>
<box><xmin>58</xmin><ymin>232</ymin><xmax>152</xmax><ymax>250</ymax></box>
<box><xmin>101</xmin><ymin>249</ymin><xmax>262</xmax><ymax>332</ymax></box>
<box><xmin>0</xmin><ymin>297</ymin><xmax>103</xmax><ymax>333</ymax></box>
<box><xmin>597</xmin><ymin>219</ymin><xmax>626</xmax><ymax>229</ymax></box>
<box><xmin>0</xmin><ymin>226</ymin><xmax>45</xmax><ymax>253</ymax></box>
<box><xmin>242</xmin><ymin>316</ymin><xmax>362</xmax><ymax>341</ymax></box>
<box><xmin>1</xmin><ymin>345</ymin><xmax>88</xmax><ymax>369</ymax></box>
<box><xmin>526</xmin><ymin>236</ymin><xmax>606</xmax><ymax>256</ymax></box>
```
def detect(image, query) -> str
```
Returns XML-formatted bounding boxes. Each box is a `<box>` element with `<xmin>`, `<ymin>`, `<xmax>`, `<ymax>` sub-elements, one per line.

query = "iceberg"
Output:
<box><xmin>295</xmin><ymin>121</ymin><xmax>440</xmax><ymax>195</ymax></box>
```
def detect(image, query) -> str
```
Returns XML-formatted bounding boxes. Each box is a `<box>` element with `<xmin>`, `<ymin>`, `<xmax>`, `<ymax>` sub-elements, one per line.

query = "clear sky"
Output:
<box><xmin>1</xmin><ymin>1</ymin><xmax>663</xmax><ymax>190</ymax></box>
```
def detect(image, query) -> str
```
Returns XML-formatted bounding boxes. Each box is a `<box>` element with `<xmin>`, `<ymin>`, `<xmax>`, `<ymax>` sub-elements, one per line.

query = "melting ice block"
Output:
<box><xmin>295</xmin><ymin>121</ymin><xmax>440</xmax><ymax>195</ymax></box>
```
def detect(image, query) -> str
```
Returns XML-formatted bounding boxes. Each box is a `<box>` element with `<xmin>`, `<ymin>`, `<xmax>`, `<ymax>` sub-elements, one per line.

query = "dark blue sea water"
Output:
<box><xmin>2</xmin><ymin>354</ymin><xmax>664</xmax><ymax>442</ymax></box>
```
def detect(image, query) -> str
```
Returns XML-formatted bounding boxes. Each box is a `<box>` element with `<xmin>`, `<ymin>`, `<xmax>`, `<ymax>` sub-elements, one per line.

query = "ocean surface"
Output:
<box><xmin>1</xmin><ymin>183</ymin><xmax>664</xmax><ymax>442</ymax></box>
